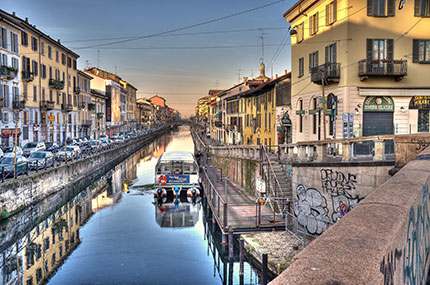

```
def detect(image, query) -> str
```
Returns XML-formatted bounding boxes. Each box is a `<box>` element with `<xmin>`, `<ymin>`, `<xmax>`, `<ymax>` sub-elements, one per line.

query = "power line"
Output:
<box><xmin>71</xmin><ymin>0</ymin><xmax>289</xmax><ymax>50</ymax></box>
<box><xmin>79</xmin><ymin>43</ymin><xmax>287</xmax><ymax>50</ymax></box>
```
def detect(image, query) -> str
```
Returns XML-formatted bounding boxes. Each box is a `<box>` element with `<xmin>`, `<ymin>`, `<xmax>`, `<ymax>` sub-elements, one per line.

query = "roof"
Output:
<box><xmin>237</xmin><ymin>72</ymin><xmax>291</xmax><ymax>99</ymax></box>
<box><xmin>78</xmin><ymin>70</ymin><xmax>93</xmax><ymax>80</ymax></box>
<box><xmin>159</xmin><ymin>151</ymin><xmax>195</xmax><ymax>162</ymax></box>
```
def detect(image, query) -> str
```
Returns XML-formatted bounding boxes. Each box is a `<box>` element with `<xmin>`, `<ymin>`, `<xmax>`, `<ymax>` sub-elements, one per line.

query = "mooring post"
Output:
<box><xmin>228</xmin><ymin>226</ymin><xmax>234</xmax><ymax>260</ymax></box>
<box><xmin>239</xmin><ymin>238</ymin><xmax>244</xmax><ymax>285</ymax></box>
<box><xmin>261</xmin><ymin>253</ymin><xmax>268</xmax><ymax>285</ymax></box>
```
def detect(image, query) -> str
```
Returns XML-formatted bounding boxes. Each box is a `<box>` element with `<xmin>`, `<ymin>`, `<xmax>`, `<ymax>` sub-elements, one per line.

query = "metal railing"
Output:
<box><xmin>358</xmin><ymin>59</ymin><xmax>407</xmax><ymax>80</ymax></box>
<box><xmin>311</xmin><ymin>62</ymin><xmax>341</xmax><ymax>84</ymax></box>
<box><xmin>201</xmin><ymin>167</ymin><xmax>227</xmax><ymax>230</ymax></box>
<box><xmin>49</xmin><ymin>79</ymin><xmax>65</xmax><ymax>90</ymax></box>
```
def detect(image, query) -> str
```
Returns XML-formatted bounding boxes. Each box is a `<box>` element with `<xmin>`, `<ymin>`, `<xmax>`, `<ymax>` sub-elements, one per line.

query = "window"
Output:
<box><xmin>22</xmin><ymin>56</ymin><xmax>30</xmax><ymax>71</ymax></box>
<box><xmin>297</xmin><ymin>22</ymin><xmax>304</xmax><ymax>43</ymax></box>
<box><xmin>313</xmin><ymin>98</ymin><xmax>317</xmax><ymax>134</ymax></box>
<box><xmin>42</xmin><ymin>88</ymin><xmax>45</xmax><ymax>101</ymax></box>
<box><xmin>12</xmin><ymin>57</ymin><xmax>19</xmax><ymax>70</ymax></box>
<box><xmin>309</xmin><ymin>51</ymin><xmax>319</xmax><ymax>72</ymax></box>
<box><xmin>415</xmin><ymin>0</ymin><xmax>430</xmax><ymax>16</ymax></box>
<box><xmin>31</xmin><ymin>36</ymin><xmax>38</xmax><ymax>51</ymax></box>
<box><xmin>40</xmin><ymin>64</ymin><xmax>46</xmax><ymax>79</ymax></box>
<box><xmin>367</xmin><ymin>0</ymin><xmax>395</xmax><ymax>16</ymax></box>
<box><xmin>67</xmin><ymin>57</ymin><xmax>71</xmax><ymax>68</ymax></box>
<box><xmin>21</xmin><ymin>31</ymin><xmax>28</xmax><ymax>46</ymax></box>
<box><xmin>73</xmin><ymin>59</ymin><xmax>77</xmax><ymax>70</ymax></box>
<box><xmin>367</xmin><ymin>38</ymin><xmax>393</xmax><ymax>61</ymax></box>
<box><xmin>56</xmin><ymin>50</ymin><xmax>59</xmax><ymax>62</ymax></box>
<box><xmin>298</xmin><ymin>57</ymin><xmax>304</xmax><ymax>77</ymax></box>
<box><xmin>33</xmin><ymin>85</ymin><xmax>37</xmax><ymax>102</ymax></box>
<box><xmin>48</xmin><ymin>46</ymin><xmax>52</xmax><ymax>59</ymax></box>
<box><xmin>0</xmin><ymin>54</ymin><xmax>6</xmax><ymax>66</ymax></box>
<box><xmin>32</xmin><ymin>60</ymin><xmax>38</xmax><ymax>76</ymax></box>
<box><xmin>0</xmin><ymin>28</ymin><xmax>6</xmax><ymax>49</ymax></box>
<box><xmin>41</xmin><ymin>42</ymin><xmax>45</xmax><ymax>55</ymax></box>
<box><xmin>61</xmin><ymin>53</ymin><xmax>66</xmax><ymax>65</ymax></box>
<box><xmin>413</xmin><ymin>39</ymin><xmax>430</xmax><ymax>63</ymax></box>
<box><xmin>50</xmin><ymin>90</ymin><xmax>53</xmax><ymax>102</ymax></box>
<box><xmin>49</xmin><ymin>66</ymin><xmax>52</xmax><ymax>79</ymax></box>
<box><xmin>11</xmin><ymin>32</ymin><xmax>19</xmax><ymax>53</ymax></box>
<box><xmin>326</xmin><ymin>0</ymin><xmax>337</xmax><ymax>25</ymax></box>
<box><xmin>309</xmin><ymin>12</ymin><xmax>319</xmax><ymax>35</ymax></box>
<box><xmin>23</xmin><ymin>83</ymin><xmax>28</xmax><ymax>100</ymax></box>
<box><xmin>299</xmin><ymin>99</ymin><xmax>303</xmax><ymax>133</ymax></box>
<box><xmin>57</xmin><ymin>91</ymin><xmax>60</xmax><ymax>104</ymax></box>
<box><xmin>325</xmin><ymin>43</ymin><xmax>337</xmax><ymax>63</ymax></box>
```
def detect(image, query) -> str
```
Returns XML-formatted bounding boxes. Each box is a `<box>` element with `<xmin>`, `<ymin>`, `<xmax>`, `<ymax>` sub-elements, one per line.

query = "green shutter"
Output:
<box><xmin>413</xmin><ymin>39</ymin><xmax>419</xmax><ymax>63</ymax></box>
<box><xmin>326</xmin><ymin>4</ymin><xmax>329</xmax><ymax>26</ymax></box>
<box><xmin>386</xmin><ymin>39</ymin><xmax>394</xmax><ymax>60</ymax></box>
<box><xmin>415</xmin><ymin>0</ymin><xmax>421</xmax><ymax>16</ymax></box>
<box><xmin>333</xmin><ymin>0</ymin><xmax>337</xmax><ymax>22</ymax></box>
<box><xmin>387</xmin><ymin>0</ymin><xmax>395</xmax><ymax>16</ymax></box>
<box><xmin>315</xmin><ymin>12</ymin><xmax>319</xmax><ymax>34</ymax></box>
<box><xmin>366</xmin><ymin>39</ymin><xmax>373</xmax><ymax>61</ymax></box>
<box><xmin>325</xmin><ymin>46</ymin><xmax>329</xmax><ymax>63</ymax></box>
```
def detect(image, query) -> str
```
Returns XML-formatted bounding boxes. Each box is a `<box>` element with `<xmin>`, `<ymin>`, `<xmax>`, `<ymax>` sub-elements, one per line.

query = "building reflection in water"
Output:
<box><xmin>155</xmin><ymin>202</ymin><xmax>201</xmax><ymax>228</ymax></box>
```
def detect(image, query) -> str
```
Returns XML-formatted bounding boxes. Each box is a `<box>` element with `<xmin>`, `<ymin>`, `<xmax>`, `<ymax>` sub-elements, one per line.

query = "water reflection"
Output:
<box><xmin>1</xmin><ymin>126</ymin><xmax>263</xmax><ymax>284</ymax></box>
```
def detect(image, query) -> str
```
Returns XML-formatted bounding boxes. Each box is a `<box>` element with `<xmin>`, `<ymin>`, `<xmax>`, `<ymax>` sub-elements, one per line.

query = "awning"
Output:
<box><xmin>214</xmin><ymin>111</ymin><xmax>222</xmax><ymax>118</ymax></box>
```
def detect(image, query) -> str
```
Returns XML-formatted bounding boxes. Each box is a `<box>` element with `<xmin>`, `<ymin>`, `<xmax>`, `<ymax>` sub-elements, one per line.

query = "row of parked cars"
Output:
<box><xmin>0</xmin><ymin>127</ymin><xmax>163</xmax><ymax>178</ymax></box>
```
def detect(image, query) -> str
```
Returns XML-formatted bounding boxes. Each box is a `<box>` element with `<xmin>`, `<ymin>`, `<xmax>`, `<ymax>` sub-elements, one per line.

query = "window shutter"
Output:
<box><xmin>333</xmin><ymin>43</ymin><xmax>337</xmax><ymax>63</ymax></box>
<box><xmin>387</xmin><ymin>0</ymin><xmax>395</xmax><ymax>16</ymax></box>
<box><xmin>333</xmin><ymin>0</ymin><xmax>337</xmax><ymax>22</ymax></box>
<box><xmin>386</xmin><ymin>39</ymin><xmax>394</xmax><ymax>60</ymax></box>
<box><xmin>413</xmin><ymin>39</ymin><xmax>419</xmax><ymax>62</ymax></box>
<box><xmin>367</xmin><ymin>0</ymin><xmax>374</xmax><ymax>16</ymax></box>
<box><xmin>326</xmin><ymin>4</ymin><xmax>329</xmax><ymax>25</ymax></box>
<box><xmin>315</xmin><ymin>12</ymin><xmax>319</xmax><ymax>34</ymax></box>
<box><xmin>309</xmin><ymin>16</ymin><xmax>313</xmax><ymax>36</ymax></box>
<box><xmin>415</xmin><ymin>0</ymin><xmax>421</xmax><ymax>16</ymax></box>
<box><xmin>316</xmin><ymin>51</ymin><xmax>319</xmax><ymax>67</ymax></box>
<box><xmin>309</xmin><ymin>53</ymin><xmax>312</xmax><ymax>72</ymax></box>
<box><xmin>325</xmin><ymin>46</ymin><xmax>329</xmax><ymax>63</ymax></box>
<box><xmin>366</xmin><ymin>39</ymin><xmax>373</xmax><ymax>61</ymax></box>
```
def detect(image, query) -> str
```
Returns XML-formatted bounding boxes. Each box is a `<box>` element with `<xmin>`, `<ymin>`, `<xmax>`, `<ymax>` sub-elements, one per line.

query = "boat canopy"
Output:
<box><xmin>159</xmin><ymin>151</ymin><xmax>195</xmax><ymax>163</ymax></box>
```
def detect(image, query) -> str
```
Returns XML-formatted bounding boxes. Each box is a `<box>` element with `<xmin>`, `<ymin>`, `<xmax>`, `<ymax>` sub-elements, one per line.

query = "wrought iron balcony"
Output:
<box><xmin>13</xmin><ymin>100</ymin><xmax>26</xmax><ymax>110</ymax></box>
<box><xmin>49</xmin><ymin>79</ymin><xmax>65</xmax><ymax>90</ymax></box>
<box><xmin>61</xmin><ymin>103</ymin><xmax>73</xmax><ymax>112</ymax></box>
<box><xmin>73</xmin><ymin>86</ymin><xmax>80</xmax><ymax>94</ymax></box>
<box><xmin>88</xmin><ymin>103</ymin><xmax>96</xmax><ymax>111</ymax></box>
<box><xmin>97</xmin><ymin>112</ymin><xmax>104</xmax><ymax>119</ymax></box>
<box><xmin>40</xmin><ymin>100</ymin><xmax>55</xmax><ymax>111</ymax></box>
<box><xmin>81</xmin><ymin>120</ymin><xmax>92</xmax><ymax>127</ymax></box>
<box><xmin>0</xmin><ymin>66</ymin><xmax>17</xmax><ymax>80</ymax></box>
<box><xmin>22</xmin><ymin>71</ymin><xmax>34</xmax><ymax>82</ymax></box>
<box><xmin>311</xmin><ymin>63</ymin><xmax>341</xmax><ymax>85</ymax></box>
<box><xmin>214</xmin><ymin>121</ymin><xmax>223</xmax><ymax>128</ymax></box>
<box><xmin>358</xmin><ymin>59</ymin><xmax>407</xmax><ymax>81</ymax></box>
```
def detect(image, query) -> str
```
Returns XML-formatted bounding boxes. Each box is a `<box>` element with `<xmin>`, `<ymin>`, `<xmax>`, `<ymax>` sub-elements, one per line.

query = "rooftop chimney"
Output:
<box><xmin>25</xmin><ymin>17</ymin><xmax>28</xmax><ymax>23</ymax></box>
<box><xmin>284</xmin><ymin>69</ymin><xmax>288</xmax><ymax>75</ymax></box>
<box><xmin>243</xmin><ymin>77</ymin><xmax>248</xmax><ymax>83</ymax></box>
<box><xmin>12</xmin><ymin>12</ymin><xmax>15</xmax><ymax>16</ymax></box>
<box><xmin>57</xmin><ymin>39</ymin><xmax>61</xmax><ymax>44</ymax></box>
<box><xmin>275</xmin><ymin>74</ymin><xmax>278</xmax><ymax>79</ymax></box>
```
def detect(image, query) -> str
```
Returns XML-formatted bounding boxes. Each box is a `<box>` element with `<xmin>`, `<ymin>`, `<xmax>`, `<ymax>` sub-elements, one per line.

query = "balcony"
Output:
<box><xmin>73</xmin><ymin>86</ymin><xmax>80</xmax><ymax>94</ymax></box>
<box><xmin>61</xmin><ymin>103</ymin><xmax>73</xmax><ymax>112</ymax></box>
<box><xmin>40</xmin><ymin>100</ymin><xmax>55</xmax><ymax>111</ymax></box>
<box><xmin>79</xmin><ymin>102</ymin><xmax>86</xmax><ymax>109</ymax></box>
<box><xmin>49</xmin><ymin>79</ymin><xmax>65</xmax><ymax>90</ymax></box>
<box><xmin>0</xmin><ymin>66</ymin><xmax>17</xmax><ymax>80</ymax></box>
<box><xmin>214</xmin><ymin>121</ymin><xmax>223</xmax><ymax>128</ymax></box>
<box><xmin>88</xmin><ymin>103</ymin><xmax>96</xmax><ymax>111</ymax></box>
<box><xmin>21</xmin><ymin>71</ymin><xmax>34</xmax><ymax>82</ymax></box>
<box><xmin>13</xmin><ymin>100</ymin><xmax>26</xmax><ymax>111</ymax></box>
<box><xmin>358</xmin><ymin>59</ymin><xmax>407</xmax><ymax>81</ymax></box>
<box><xmin>311</xmin><ymin>63</ymin><xmax>341</xmax><ymax>85</ymax></box>
<box><xmin>81</xmin><ymin>120</ymin><xmax>92</xmax><ymax>127</ymax></box>
<box><xmin>97</xmin><ymin>112</ymin><xmax>104</xmax><ymax>119</ymax></box>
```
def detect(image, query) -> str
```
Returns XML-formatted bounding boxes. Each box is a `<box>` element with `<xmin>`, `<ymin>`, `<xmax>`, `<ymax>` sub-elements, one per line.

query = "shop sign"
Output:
<box><xmin>281</xmin><ymin>113</ymin><xmax>292</xmax><ymax>125</ymax></box>
<box><xmin>309</xmin><ymin>109</ymin><xmax>319</xmax><ymax>115</ymax></box>
<box><xmin>49</xmin><ymin>115</ymin><xmax>55</xmax><ymax>122</ymax></box>
<box><xmin>296</xmin><ymin>110</ymin><xmax>305</xmax><ymax>115</ymax></box>
<box><xmin>363</xmin><ymin>96</ymin><xmax>394</xmax><ymax>112</ymax></box>
<box><xmin>1</xmin><ymin>129</ymin><xmax>21</xmax><ymax>137</ymax></box>
<box><xmin>409</xmin><ymin>96</ymin><xmax>430</xmax><ymax>109</ymax></box>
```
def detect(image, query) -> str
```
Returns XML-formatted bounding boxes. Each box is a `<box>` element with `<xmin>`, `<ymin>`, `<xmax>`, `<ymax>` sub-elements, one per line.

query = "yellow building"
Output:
<box><xmin>3</xmin><ymin>10</ymin><xmax>80</xmax><ymax>144</ymax></box>
<box><xmin>284</xmin><ymin>0</ymin><xmax>430</xmax><ymax>142</ymax></box>
<box><xmin>77</xmin><ymin>70</ymin><xmax>93</xmax><ymax>137</ymax></box>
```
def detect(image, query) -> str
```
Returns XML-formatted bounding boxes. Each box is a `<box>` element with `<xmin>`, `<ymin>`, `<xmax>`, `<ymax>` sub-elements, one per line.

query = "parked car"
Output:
<box><xmin>0</xmin><ymin>149</ymin><xmax>3</xmax><ymax>158</ymax></box>
<box><xmin>45</xmin><ymin>142</ymin><xmax>59</xmax><ymax>153</ymax></box>
<box><xmin>27</xmin><ymin>151</ymin><xmax>55</xmax><ymax>170</ymax></box>
<box><xmin>115</xmin><ymin>136</ymin><xmax>124</xmax><ymax>143</ymax></box>
<box><xmin>23</xmin><ymin>142</ymin><xmax>46</xmax><ymax>157</ymax></box>
<box><xmin>0</xmin><ymin>156</ymin><xmax>28</xmax><ymax>177</ymax></box>
<box><xmin>68</xmin><ymin>145</ymin><xmax>82</xmax><ymax>158</ymax></box>
<box><xmin>57</xmin><ymin>147</ymin><xmax>75</xmax><ymax>161</ymax></box>
<box><xmin>3</xmin><ymin>146</ymin><xmax>23</xmax><ymax>158</ymax></box>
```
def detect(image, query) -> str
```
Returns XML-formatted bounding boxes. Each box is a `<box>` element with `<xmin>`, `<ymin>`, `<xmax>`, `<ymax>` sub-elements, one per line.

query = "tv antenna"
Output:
<box><xmin>258</xmin><ymin>28</ymin><xmax>268</xmax><ymax>64</ymax></box>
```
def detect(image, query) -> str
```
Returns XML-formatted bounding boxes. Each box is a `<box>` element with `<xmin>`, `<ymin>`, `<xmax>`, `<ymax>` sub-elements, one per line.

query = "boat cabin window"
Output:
<box><xmin>183</xmin><ymin>162</ymin><xmax>198</xmax><ymax>174</ymax></box>
<box><xmin>157</xmin><ymin>161</ymin><xmax>198</xmax><ymax>175</ymax></box>
<box><xmin>158</xmin><ymin>162</ymin><xmax>171</xmax><ymax>174</ymax></box>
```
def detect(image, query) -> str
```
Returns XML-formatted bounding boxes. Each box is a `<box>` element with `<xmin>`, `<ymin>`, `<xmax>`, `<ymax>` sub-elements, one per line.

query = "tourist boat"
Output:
<box><xmin>154</xmin><ymin>151</ymin><xmax>201</xmax><ymax>203</ymax></box>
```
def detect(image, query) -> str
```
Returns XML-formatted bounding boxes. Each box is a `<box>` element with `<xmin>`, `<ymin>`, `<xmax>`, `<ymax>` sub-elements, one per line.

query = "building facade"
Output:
<box><xmin>284</xmin><ymin>0</ymin><xmax>430</xmax><ymax>143</ymax></box>
<box><xmin>77</xmin><ymin>70</ymin><xmax>92</xmax><ymax>138</ymax></box>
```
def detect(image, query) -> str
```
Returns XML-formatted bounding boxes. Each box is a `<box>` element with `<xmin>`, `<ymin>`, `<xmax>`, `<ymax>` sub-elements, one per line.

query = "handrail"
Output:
<box><xmin>261</xmin><ymin>145</ymin><xmax>285</xmax><ymax>199</ymax></box>
<box><xmin>202</xmin><ymin>167</ymin><xmax>226</xmax><ymax>204</ymax></box>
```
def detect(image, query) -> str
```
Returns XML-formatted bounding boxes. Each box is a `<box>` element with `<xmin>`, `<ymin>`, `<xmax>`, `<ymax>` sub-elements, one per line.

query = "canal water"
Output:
<box><xmin>1</xmin><ymin>125</ymin><xmax>262</xmax><ymax>285</ymax></box>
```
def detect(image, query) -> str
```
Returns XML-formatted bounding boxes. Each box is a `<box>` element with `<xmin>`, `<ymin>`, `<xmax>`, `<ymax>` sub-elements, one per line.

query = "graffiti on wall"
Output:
<box><xmin>380</xmin><ymin>248</ymin><xmax>403</xmax><ymax>285</ymax></box>
<box><xmin>294</xmin><ymin>184</ymin><xmax>330</xmax><ymax>235</ymax></box>
<box><xmin>402</xmin><ymin>183</ymin><xmax>430</xmax><ymax>284</ymax></box>
<box><xmin>320</xmin><ymin>169</ymin><xmax>360</xmax><ymax>222</ymax></box>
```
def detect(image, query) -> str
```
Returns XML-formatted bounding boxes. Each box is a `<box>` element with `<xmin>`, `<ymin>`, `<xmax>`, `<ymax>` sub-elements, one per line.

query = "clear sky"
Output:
<box><xmin>3</xmin><ymin>0</ymin><xmax>296</xmax><ymax>117</ymax></box>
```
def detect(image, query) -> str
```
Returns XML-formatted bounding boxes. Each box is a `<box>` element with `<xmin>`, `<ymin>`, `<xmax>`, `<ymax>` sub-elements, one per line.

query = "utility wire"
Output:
<box><xmin>72</xmin><ymin>0</ymin><xmax>289</xmax><ymax>50</ymax></box>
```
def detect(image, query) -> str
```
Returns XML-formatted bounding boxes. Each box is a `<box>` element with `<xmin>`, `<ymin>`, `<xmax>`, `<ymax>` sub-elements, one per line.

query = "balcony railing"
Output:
<box><xmin>61</xmin><ymin>103</ymin><xmax>73</xmax><ymax>112</ymax></box>
<box><xmin>13</xmin><ymin>100</ymin><xmax>26</xmax><ymax>110</ymax></box>
<box><xmin>0</xmin><ymin>66</ymin><xmax>17</xmax><ymax>80</ymax></box>
<box><xmin>79</xmin><ymin>102</ymin><xmax>86</xmax><ymax>109</ymax></box>
<box><xmin>73</xmin><ymin>86</ymin><xmax>80</xmax><ymax>94</ymax></box>
<box><xmin>358</xmin><ymin>59</ymin><xmax>407</xmax><ymax>81</ymax></box>
<box><xmin>49</xmin><ymin>79</ymin><xmax>65</xmax><ymax>90</ymax></box>
<box><xmin>214</xmin><ymin>121</ymin><xmax>223</xmax><ymax>128</ymax></box>
<box><xmin>40</xmin><ymin>100</ymin><xmax>55</xmax><ymax>111</ymax></box>
<box><xmin>311</xmin><ymin>63</ymin><xmax>341</xmax><ymax>85</ymax></box>
<box><xmin>88</xmin><ymin>103</ymin><xmax>96</xmax><ymax>111</ymax></box>
<box><xmin>21</xmin><ymin>71</ymin><xmax>34</xmax><ymax>82</ymax></box>
<box><xmin>81</xmin><ymin>120</ymin><xmax>92</xmax><ymax>127</ymax></box>
<box><xmin>97</xmin><ymin>112</ymin><xmax>104</xmax><ymax>119</ymax></box>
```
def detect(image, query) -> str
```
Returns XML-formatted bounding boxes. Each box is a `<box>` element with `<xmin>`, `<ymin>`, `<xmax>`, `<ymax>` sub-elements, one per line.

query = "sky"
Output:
<box><xmin>3</xmin><ymin>0</ymin><xmax>297</xmax><ymax>117</ymax></box>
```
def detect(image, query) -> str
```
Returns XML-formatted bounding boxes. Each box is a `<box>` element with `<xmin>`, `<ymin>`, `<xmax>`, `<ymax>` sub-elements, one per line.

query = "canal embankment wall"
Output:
<box><xmin>0</xmin><ymin>128</ymin><xmax>169</xmax><ymax>216</ymax></box>
<box><xmin>270</xmin><ymin>146</ymin><xmax>430</xmax><ymax>285</ymax></box>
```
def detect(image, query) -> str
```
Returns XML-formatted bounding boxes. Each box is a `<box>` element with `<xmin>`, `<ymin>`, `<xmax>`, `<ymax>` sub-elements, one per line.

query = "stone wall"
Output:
<box><xmin>271</xmin><ymin>147</ymin><xmax>430</xmax><ymax>285</ymax></box>
<box><xmin>0</xmin><ymin>129</ymin><xmax>167</xmax><ymax>215</ymax></box>
<box><xmin>291</xmin><ymin>161</ymin><xmax>393</xmax><ymax>235</ymax></box>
